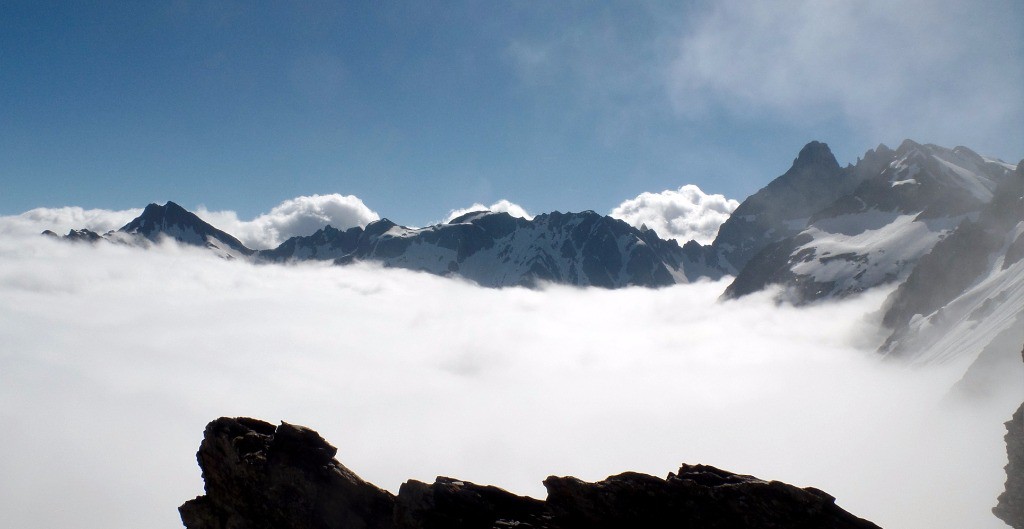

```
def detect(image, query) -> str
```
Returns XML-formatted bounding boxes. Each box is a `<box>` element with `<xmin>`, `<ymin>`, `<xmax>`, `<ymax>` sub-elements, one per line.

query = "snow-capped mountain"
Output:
<box><xmin>53</xmin><ymin>202</ymin><xmax>723</xmax><ymax>288</ymax></box>
<box><xmin>878</xmin><ymin>160</ymin><xmax>1024</xmax><ymax>386</ymax></box>
<box><xmin>718</xmin><ymin>140</ymin><xmax>1015</xmax><ymax>303</ymax></box>
<box><xmin>49</xmin><ymin>141</ymin><xmax>1019</xmax><ymax>299</ymax></box>
<box><xmin>45</xmin><ymin>139</ymin><xmax>1022</xmax><ymax>371</ymax></box>
<box><xmin>263</xmin><ymin>210</ymin><xmax>726</xmax><ymax>288</ymax></box>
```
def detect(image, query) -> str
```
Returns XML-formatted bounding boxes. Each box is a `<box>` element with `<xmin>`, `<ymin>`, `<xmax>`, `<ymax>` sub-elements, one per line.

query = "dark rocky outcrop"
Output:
<box><xmin>43</xmin><ymin>228</ymin><xmax>104</xmax><ymax>243</ymax></box>
<box><xmin>180</xmin><ymin>417</ymin><xmax>881</xmax><ymax>529</ymax></box>
<box><xmin>178</xmin><ymin>418</ymin><xmax>395</xmax><ymax>529</ymax></box>
<box><xmin>994</xmin><ymin>346</ymin><xmax>1024</xmax><ymax>528</ymax></box>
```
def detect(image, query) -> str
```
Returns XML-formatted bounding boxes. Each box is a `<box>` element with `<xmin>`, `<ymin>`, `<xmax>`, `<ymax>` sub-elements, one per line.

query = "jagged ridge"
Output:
<box><xmin>180</xmin><ymin>417</ymin><xmax>881</xmax><ymax>529</ymax></box>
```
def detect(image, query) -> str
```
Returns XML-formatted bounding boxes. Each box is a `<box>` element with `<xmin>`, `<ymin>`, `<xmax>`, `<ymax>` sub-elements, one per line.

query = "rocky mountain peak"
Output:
<box><xmin>895</xmin><ymin>138</ymin><xmax>923</xmax><ymax>157</ymax></box>
<box><xmin>120</xmin><ymin>201</ymin><xmax>190</xmax><ymax>232</ymax></box>
<box><xmin>791</xmin><ymin>140</ymin><xmax>840</xmax><ymax>172</ymax></box>
<box><xmin>117</xmin><ymin>200</ymin><xmax>254</xmax><ymax>256</ymax></box>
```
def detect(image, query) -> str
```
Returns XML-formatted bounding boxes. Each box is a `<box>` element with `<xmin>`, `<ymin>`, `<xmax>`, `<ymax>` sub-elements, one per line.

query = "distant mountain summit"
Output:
<box><xmin>120</xmin><ymin>201</ymin><xmax>254</xmax><ymax>257</ymax></box>
<box><xmin>708</xmin><ymin>140</ymin><xmax>853</xmax><ymax>275</ymax></box>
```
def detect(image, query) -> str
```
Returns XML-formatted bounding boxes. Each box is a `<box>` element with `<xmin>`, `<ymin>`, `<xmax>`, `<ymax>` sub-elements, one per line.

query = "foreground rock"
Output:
<box><xmin>180</xmin><ymin>417</ymin><xmax>881</xmax><ymax>529</ymax></box>
<box><xmin>994</xmin><ymin>346</ymin><xmax>1024</xmax><ymax>528</ymax></box>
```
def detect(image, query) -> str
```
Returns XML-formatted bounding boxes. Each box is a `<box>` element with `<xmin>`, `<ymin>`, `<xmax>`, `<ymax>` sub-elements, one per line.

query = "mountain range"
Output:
<box><xmin>47</xmin><ymin>139</ymin><xmax>1023</xmax><ymax>375</ymax></box>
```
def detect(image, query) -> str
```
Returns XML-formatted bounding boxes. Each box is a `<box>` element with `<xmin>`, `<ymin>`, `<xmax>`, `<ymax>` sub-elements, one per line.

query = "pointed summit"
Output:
<box><xmin>791</xmin><ymin>141</ymin><xmax>839</xmax><ymax>171</ymax></box>
<box><xmin>710</xmin><ymin>140</ymin><xmax>847</xmax><ymax>272</ymax></box>
<box><xmin>121</xmin><ymin>201</ymin><xmax>192</xmax><ymax>232</ymax></box>
<box><xmin>119</xmin><ymin>201</ymin><xmax>254</xmax><ymax>256</ymax></box>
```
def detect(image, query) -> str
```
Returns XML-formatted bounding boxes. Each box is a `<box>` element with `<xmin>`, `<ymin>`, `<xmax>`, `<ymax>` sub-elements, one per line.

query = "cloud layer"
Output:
<box><xmin>668</xmin><ymin>0</ymin><xmax>1023</xmax><ymax>151</ymax></box>
<box><xmin>610</xmin><ymin>184</ymin><xmax>738</xmax><ymax>244</ymax></box>
<box><xmin>0</xmin><ymin>234</ymin><xmax>1018</xmax><ymax>529</ymax></box>
<box><xmin>444</xmin><ymin>199</ymin><xmax>534</xmax><ymax>223</ymax></box>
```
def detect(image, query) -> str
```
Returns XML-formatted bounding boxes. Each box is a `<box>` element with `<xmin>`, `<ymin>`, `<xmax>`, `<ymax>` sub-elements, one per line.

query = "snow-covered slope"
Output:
<box><xmin>722</xmin><ymin>141</ymin><xmax>1016</xmax><ymax>303</ymax></box>
<box><xmin>879</xmin><ymin>160</ymin><xmax>1024</xmax><ymax>380</ymax></box>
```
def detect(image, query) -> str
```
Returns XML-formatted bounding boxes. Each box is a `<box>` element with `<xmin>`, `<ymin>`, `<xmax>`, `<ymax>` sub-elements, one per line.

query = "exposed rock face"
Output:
<box><xmin>994</xmin><ymin>346</ymin><xmax>1024</xmax><ymax>528</ymax></box>
<box><xmin>178</xmin><ymin>418</ymin><xmax>395</xmax><ymax>529</ymax></box>
<box><xmin>181</xmin><ymin>417</ymin><xmax>881</xmax><ymax>529</ymax></box>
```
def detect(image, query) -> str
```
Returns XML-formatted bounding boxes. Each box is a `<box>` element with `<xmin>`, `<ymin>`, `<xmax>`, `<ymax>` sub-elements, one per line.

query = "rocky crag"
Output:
<box><xmin>994</xmin><ymin>346</ymin><xmax>1024</xmax><ymax>528</ymax></box>
<box><xmin>180</xmin><ymin>417</ymin><xmax>881</xmax><ymax>529</ymax></box>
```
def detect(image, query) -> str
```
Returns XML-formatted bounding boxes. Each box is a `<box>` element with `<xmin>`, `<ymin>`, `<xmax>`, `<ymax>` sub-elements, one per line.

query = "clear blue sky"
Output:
<box><xmin>2</xmin><ymin>1</ymin><xmax>1021</xmax><ymax>225</ymax></box>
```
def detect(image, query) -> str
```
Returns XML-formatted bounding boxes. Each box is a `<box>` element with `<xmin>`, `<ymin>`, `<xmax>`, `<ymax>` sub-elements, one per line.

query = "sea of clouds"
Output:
<box><xmin>0</xmin><ymin>230</ymin><xmax>1018</xmax><ymax>529</ymax></box>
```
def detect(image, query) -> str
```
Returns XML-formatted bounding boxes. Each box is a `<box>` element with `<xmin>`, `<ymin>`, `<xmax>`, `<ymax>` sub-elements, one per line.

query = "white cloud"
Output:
<box><xmin>0</xmin><ymin>233</ymin><xmax>1017</xmax><ymax>529</ymax></box>
<box><xmin>610</xmin><ymin>184</ymin><xmax>738</xmax><ymax>245</ymax></box>
<box><xmin>0</xmin><ymin>206</ymin><xmax>142</xmax><ymax>238</ymax></box>
<box><xmin>196</xmin><ymin>194</ymin><xmax>380</xmax><ymax>249</ymax></box>
<box><xmin>445</xmin><ymin>199</ymin><xmax>533</xmax><ymax>223</ymax></box>
<box><xmin>667</xmin><ymin>0</ymin><xmax>1024</xmax><ymax>151</ymax></box>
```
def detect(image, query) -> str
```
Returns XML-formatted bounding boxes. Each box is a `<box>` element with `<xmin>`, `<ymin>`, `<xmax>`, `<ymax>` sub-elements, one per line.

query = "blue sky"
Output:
<box><xmin>2</xmin><ymin>0</ymin><xmax>1021</xmax><ymax>225</ymax></box>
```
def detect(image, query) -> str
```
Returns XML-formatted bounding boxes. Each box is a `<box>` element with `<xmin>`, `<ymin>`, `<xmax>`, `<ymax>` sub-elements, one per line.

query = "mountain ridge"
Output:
<box><xmin>47</xmin><ymin>140</ymin><xmax>1022</xmax><ymax>371</ymax></box>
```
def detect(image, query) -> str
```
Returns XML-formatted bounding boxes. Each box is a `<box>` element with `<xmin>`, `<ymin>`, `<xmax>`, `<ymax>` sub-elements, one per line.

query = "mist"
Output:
<box><xmin>0</xmin><ymin>235</ymin><xmax>1016</xmax><ymax>529</ymax></box>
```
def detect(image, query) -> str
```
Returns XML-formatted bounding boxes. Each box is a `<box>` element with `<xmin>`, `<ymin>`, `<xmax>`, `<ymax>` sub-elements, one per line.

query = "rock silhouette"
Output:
<box><xmin>180</xmin><ymin>417</ymin><xmax>881</xmax><ymax>529</ymax></box>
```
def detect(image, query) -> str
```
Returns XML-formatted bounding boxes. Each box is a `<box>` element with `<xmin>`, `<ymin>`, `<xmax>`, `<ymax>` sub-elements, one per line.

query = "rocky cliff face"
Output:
<box><xmin>180</xmin><ymin>417</ymin><xmax>881</xmax><ymax>529</ymax></box>
<box><xmin>994</xmin><ymin>346</ymin><xmax>1024</xmax><ymax>528</ymax></box>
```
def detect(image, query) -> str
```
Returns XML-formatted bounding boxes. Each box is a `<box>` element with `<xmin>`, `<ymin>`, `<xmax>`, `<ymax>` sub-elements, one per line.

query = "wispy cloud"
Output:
<box><xmin>502</xmin><ymin>1</ymin><xmax>1022</xmax><ymax>160</ymax></box>
<box><xmin>0</xmin><ymin>234</ymin><xmax>1015</xmax><ymax>529</ymax></box>
<box><xmin>667</xmin><ymin>0</ymin><xmax>1023</xmax><ymax>153</ymax></box>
